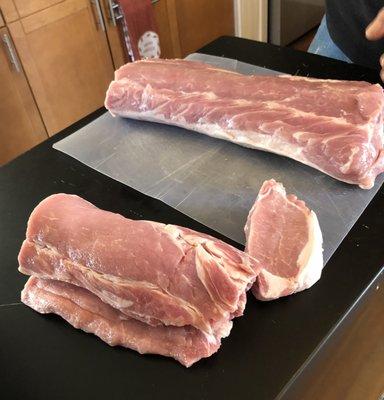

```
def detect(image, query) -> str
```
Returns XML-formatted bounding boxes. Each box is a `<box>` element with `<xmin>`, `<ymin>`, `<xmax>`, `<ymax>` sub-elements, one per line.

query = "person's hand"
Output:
<box><xmin>366</xmin><ymin>8</ymin><xmax>384</xmax><ymax>80</ymax></box>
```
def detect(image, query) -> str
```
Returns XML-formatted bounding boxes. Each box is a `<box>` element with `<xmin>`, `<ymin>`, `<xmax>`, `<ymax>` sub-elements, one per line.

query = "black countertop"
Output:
<box><xmin>1</xmin><ymin>36</ymin><xmax>383</xmax><ymax>400</ymax></box>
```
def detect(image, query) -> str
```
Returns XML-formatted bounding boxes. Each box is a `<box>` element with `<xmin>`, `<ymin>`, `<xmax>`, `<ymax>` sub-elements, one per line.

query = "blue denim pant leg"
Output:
<box><xmin>308</xmin><ymin>16</ymin><xmax>352</xmax><ymax>63</ymax></box>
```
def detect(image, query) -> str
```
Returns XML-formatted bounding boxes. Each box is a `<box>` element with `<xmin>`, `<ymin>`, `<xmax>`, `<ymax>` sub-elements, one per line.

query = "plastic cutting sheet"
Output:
<box><xmin>53</xmin><ymin>53</ymin><xmax>384</xmax><ymax>263</ymax></box>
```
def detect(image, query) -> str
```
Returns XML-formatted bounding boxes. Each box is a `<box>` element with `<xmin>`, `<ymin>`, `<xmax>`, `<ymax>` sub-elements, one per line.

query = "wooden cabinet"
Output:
<box><xmin>0</xmin><ymin>27</ymin><xmax>47</xmax><ymax>165</ymax></box>
<box><xmin>153</xmin><ymin>0</ymin><xmax>181</xmax><ymax>58</ymax></box>
<box><xmin>174</xmin><ymin>0</ymin><xmax>234</xmax><ymax>57</ymax></box>
<box><xmin>11</xmin><ymin>0</ymin><xmax>64</xmax><ymax>18</ymax></box>
<box><xmin>152</xmin><ymin>0</ymin><xmax>234</xmax><ymax>59</ymax></box>
<box><xmin>0</xmin><ymin>0</ymin><xmax>234</xmax><ymax>163</ymax></box>
<box><xmin>7</xmin><ymin>0</ymin><xmax>115</xmax><ymax>136</ymax></box>
<box><xmin>0</xmin><ymin>0</ymin><xmax>19</xmax><ymax>22</ymax></box>
<box><xmin>101</xmin><ymin>0</ymin><xmax>127</xmax><ymax>69</ymax></box>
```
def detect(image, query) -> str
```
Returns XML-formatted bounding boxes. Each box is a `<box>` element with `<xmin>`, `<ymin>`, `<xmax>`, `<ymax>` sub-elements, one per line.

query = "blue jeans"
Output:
<box><xmin>308</xmin><ymin>16</ymin><xmax>352</xmax><ymax>63</ymax></box>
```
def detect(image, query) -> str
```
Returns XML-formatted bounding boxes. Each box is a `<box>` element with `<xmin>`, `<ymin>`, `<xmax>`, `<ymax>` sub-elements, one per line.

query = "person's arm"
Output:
<box><xmin>366</xmin><ymin>7</ymin><xmax>384</xmax><ymax>80</ymax></box>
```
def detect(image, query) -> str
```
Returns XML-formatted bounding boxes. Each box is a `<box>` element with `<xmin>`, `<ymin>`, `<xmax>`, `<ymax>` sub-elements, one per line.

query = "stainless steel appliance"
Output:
<box><xmin>269</xmin><ymin>0</ymin><xmax>325</xmax><ymax>45</ymax></box>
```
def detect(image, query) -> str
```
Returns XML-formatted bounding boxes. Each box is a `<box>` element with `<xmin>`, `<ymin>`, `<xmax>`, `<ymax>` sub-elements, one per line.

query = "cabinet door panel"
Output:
<box><xmin>101</xmin><ymin>0</ymin><xmax>127</xmax><ymax>69</ymax></box>
<box><xmin>8</xmin><ymin>0</ymin><xmax>114</xmax><ymax>135</ymax></box>
<box><xmin>0</xmin><ymin>27</ymin><xmax>47</xmax><ymax>165</ymax></box>
<box><xmin>20</xmin><ymin>0</ymin><xmax>86</xmax><ymax>33</ymax></box>
<box><xmin>154</xmin><ymin>0</ymin><xmax>181</xmax><ymax>59</ymax></box>
<box><xmin>0</xmin><ymin>0</ymin><xmax>19</xmax><ymax>23</ymax></box>
<box><xmin>175</xmin><ymin>0</ymin><xmax>234</xmax><ymax>56</ymax></box>
<box><xmin>13</xmin><ymin>0</ymin><xmax>63</xmax><ymax>18</ymax></box>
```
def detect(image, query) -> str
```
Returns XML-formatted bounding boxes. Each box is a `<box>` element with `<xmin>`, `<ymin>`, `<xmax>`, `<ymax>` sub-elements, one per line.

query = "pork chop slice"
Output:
<box><xmin>245</xmin><ymin>179</ymin><xmax>324</xmax><ymax>300</ymax></box>
<box><xmin>21</xmin><ymin>277</ymin><xmax>223</xmax><ymax>367</ymax></box>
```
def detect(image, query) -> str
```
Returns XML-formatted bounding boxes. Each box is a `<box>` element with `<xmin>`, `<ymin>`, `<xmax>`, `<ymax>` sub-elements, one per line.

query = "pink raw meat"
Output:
<box><xmin>18</xmin><ymin>194</ymin><xmax>258</xmax><ymax>335</ymax></box>
<box><xmin>18</xmin><ymin>194</ymin><xmax>260</xmax><ymax>366</ymax></box>
<box><xmin>105</xmin><ymin>59</ymin><xmax>384</xmax><ymax>189</ymax></box>
<box><xmin>22</xmin><ymin>277</ymin><xmax>220</xmax><ymax>367</ymax></box>
<box><xmin>245</xmin><ymin>180</ymin><xmax>323</xmax><ymax>300</ymax></box>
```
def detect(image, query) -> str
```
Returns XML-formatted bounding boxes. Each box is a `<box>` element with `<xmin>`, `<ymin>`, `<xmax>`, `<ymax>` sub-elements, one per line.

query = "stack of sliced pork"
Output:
<box><xmin>18</xmin><ymin>180</ymin><xmax>324</xmax><ymax>367</ymax></box>
<box><xmin>18</xmin><ymin>194</ymin><xmax>260</xmax><ymax>367</ymax></box>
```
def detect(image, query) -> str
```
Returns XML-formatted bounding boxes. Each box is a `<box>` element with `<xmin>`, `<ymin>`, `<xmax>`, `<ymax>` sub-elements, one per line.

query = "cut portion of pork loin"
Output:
<box><xmin>245</xmin><ymin>180</ymin><xmax>323</xmax><ymax>301</ymax></box>
<box><xmin>105</xmin><ymin>59</ymin><xmax>384</xmax><ymax>189</ymax></box>
<box><xmin>22</xmin><ymin>277</ymin><xmax>220</xmax><ymax>367</ymax></box>
<box><xmin>18</xmin><ymin>194</ymin><xmax>259</xmax><ymax>336</ymax></box>
<box><xmin>18</xmin><ymin>194</ymin><xmax>260</xmax><ymax>366</ymax></box>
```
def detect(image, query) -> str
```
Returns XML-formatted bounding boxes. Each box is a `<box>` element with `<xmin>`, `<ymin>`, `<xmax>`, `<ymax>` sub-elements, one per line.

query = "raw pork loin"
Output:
<box><xmin>245</xmin><ymin>180</ymin><xmax>323</xmax><ymax>301</ymax></box>
<box><xmin>18</xmin><ymin>194</ymin><xmax>260</xmax><ymax>367</ymax></box>
<box><xmin>105</xmin><ymin>59</ymin><xmax>384</xmax><ymax>189</ymax></box>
